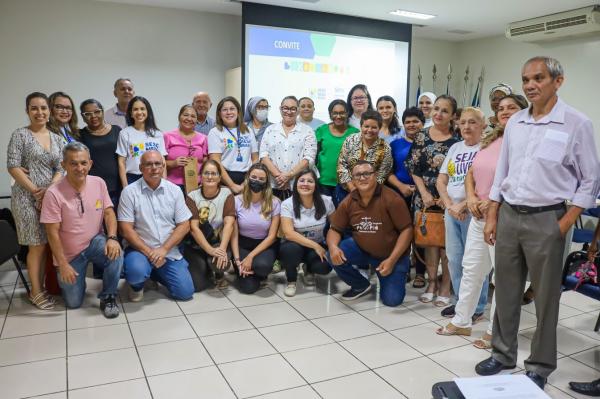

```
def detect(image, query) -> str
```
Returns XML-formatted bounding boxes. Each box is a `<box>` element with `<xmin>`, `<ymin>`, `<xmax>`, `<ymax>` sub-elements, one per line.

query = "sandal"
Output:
<box><xmin>434</xmin><ymin>296</ymin><xmax>450</xmax><ymax>307</ymax></box>
<box><xmin>436</xmin><ymin>323</ymin><xmax>472</xmax><ymax>336</ymax></box>
<box><xmin>215</xmin><ymin>277</ymin><xmax>229</xmax><ymax>290</ymax></box>
<box><xmin>29</xmin><ymin>292</ymin><xmax>55</xmax><ymax>310</ymax></box>
<box><xmin>473</xmin><ymin>333</ymin><xmax>492</xmax><ymax>349</ymax></box>
<box><xmin>412</xmin><ymin>274</ymin><xmax>426</xmax><ymax>289</ymax></box>
<box><xmin>419</xmin><ymin>292</ymin><xmax>435</xmax><ymax>303</ymax></box>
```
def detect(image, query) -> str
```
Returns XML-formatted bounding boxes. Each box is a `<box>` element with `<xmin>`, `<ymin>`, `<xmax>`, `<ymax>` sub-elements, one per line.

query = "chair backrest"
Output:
<box><xmin>0</xmin><ymin>220</ymin><xmax>20</xmax><ymax>264</ymax></box>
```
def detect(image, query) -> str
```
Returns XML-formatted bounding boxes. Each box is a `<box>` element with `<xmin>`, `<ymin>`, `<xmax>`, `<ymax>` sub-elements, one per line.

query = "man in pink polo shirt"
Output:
<box><xmin>41</xmin><ymin>142</ymin><xmax>123</xmax><ymax>318</ymax></box>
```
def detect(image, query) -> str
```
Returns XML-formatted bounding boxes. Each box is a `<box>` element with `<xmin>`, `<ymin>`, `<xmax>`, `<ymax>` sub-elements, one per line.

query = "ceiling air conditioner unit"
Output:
<box><xmin>506</xmin><ymin>5</ymin><xmax>600</xmax><ymax>42</ymax></box>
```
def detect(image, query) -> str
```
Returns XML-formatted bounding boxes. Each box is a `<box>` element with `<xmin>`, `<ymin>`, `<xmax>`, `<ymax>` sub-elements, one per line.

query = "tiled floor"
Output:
<box><xmin>1</xmin><ymin>262</ymin><xmax>600</xmax><ymax>399</ymax></box>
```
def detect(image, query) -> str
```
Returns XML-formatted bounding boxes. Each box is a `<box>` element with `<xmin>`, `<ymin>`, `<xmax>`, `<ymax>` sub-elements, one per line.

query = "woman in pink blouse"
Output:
<box><xmin>164</xmin><ymin>104</ymin><xmax>208</xmax><ymax>192</ymax></box>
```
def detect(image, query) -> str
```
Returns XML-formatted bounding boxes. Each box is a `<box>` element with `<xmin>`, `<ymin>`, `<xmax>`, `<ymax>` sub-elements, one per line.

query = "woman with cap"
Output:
<box><xmin>244</xmin><ymin>96</ymin><xmax>272</xmax><ymax>146</ymax></box>
<box><xmin>487</xmin><ymin>83</ymin><xmax>513</xmax><ymax>128</ymax></box>
<box><xmin>417</xmin><ymin>92</ymin><xmax>437</xmax><ymax>128</ymax></box>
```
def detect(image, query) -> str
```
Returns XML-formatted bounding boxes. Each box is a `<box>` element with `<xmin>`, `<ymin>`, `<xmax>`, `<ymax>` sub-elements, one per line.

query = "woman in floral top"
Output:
<box><xmin>336</xmin><ymin>110</ymin><xmax>392</xmax><ymax>204</ymax></box>
<box><xmin>405</xmin><ymin>95</ymin><xmax>459</xmax><ymax>307</ymax></box>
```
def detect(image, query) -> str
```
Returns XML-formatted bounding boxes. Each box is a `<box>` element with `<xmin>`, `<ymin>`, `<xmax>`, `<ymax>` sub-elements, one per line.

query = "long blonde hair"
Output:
<box><xmin>241</xmin><ymin>163</ymin><xmax>275</xmax><ymax>219</ymax></box>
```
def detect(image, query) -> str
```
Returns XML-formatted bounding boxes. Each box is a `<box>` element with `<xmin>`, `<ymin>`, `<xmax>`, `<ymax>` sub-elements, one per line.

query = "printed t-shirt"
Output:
<box><xmin>440</xmin><ymin>141</ymin><xmax>480</xmax><ymax>203</ymax></box>
<box><xmin>207</xmin><ymin>126</ymin><xmax>258</xmax><ymax>172</ymax></box>
<box><xmin>115</xmin><ymin>126</ymin><xmax>167</xmax><ymax>175</ymax></box>
<box><xmin>329</xmin><ymin>185</ymin><xmax>411</xmax><ymax>259</ymax></box>
<box><xmin>40</xmin><ymin>176</ymin><xmax>112</xmax><ymax>263</ymax></box>
<box><xmin>280</xmin><ymin>195</ymin><xmax>334</xmax><ymax>243</ymax></box>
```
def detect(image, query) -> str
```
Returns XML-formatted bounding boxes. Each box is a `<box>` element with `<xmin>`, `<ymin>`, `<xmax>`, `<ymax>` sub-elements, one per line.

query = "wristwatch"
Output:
<box><xmin>107</xmin><ymin>235</ymin><xmax>119</xmax><ymax>242</ymax></box>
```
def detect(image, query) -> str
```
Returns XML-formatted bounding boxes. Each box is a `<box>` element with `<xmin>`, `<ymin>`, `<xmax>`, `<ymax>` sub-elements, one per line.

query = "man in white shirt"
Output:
<box><xmin>118</xmin><ymin>150</ymin><xmax>194</xmax><ymax>302</ymax></box>
<box><xmin>193</xmin><ymin>91</ymin><xmax>216</xmax><ymax>135</ymax></box>
<box><xmin>105</xmin><ymin>78</ymin><xmax>134</xmax><ymax>129</ymax></box>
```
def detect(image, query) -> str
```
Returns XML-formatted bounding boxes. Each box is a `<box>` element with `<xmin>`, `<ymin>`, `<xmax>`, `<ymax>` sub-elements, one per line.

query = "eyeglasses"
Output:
<box><xmin>54</xmin><ymin>104</ymin><xmax>73</xmax><ymax>112</ymax></box>
<box><xmin>331</xmin><ymin>112</ymin><xmax>347</xmax><ymax>117</ymax></box>
<box><xmin>81</xmin><ymin>110</ymin><xmax>103</xmax><ymax>118</ymax></box>
<box><xmin>141</xmin><ymin>162</ymin><xmax>163</xmax><ymax>169</ymax></box>
<box><xmin>221</xmin><ymin>107</ymin><xmax>237</xmax><ymax>113</ymax></box>
<box><xmin>351</xmin><ymin>96</ymin><xmax>368</xmax><ymax>102</ymax></box>
<box><xmin>256</xmin><ymin>105</ymin><xmax>270</xmax><ymax>111</ymax></box>
<box><xmin>202</xmin><ymin>171</ymin><xmax>219</xmax><ymax>177</ymax></box>
<box><xmin>351</xmin><ymin>171</ymin><xmax>375</xmax><ymax>180</ymax></box>
<box><xmin>76</xmin><ymin>192</ymin><xmax>85</xmax><ymax>215</ymax></box>
<box><xmin>280</xmin><ymin>106</ymin><xmax>298</xmax><ymax>113</ymax></box>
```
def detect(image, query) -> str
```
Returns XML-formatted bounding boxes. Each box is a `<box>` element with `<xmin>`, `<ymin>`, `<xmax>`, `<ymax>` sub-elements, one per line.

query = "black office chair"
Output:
<box><xmin>0</xmin><ymin>220</ymin><xmax>30</xmax><ymax>294</ymax></box>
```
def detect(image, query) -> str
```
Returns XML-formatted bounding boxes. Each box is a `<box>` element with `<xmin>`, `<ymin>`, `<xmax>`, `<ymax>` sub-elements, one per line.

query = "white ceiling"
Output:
<box><xmin>91</xmin><ymin>0</ymin><xmax>598</xmax><ymax>41</ymax></box>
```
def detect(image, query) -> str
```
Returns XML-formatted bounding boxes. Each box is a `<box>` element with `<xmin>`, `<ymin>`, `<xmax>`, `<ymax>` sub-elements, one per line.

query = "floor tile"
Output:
<box><xmin>545</xmin><ymin>384</ymin><xmax>578</xmax><ymax>398</ymax></box>
<box><xmin>148</xmin><ymin>365</ymin><xmax>235</xmax><ymax>398</ymax></box>
<box><xmin>1</xmin><ymin>312</ymin><xmax>65</xmax><ymax>338</ymax></box>
<box><xmin>0</xmin><ymin>358</ymin><xmax>66</xmax><ymax>398</ymax></box>
<box><xmin>521</xmin><ymin>301</ymin><xmax>584</xmax><ymax>320</ymax></box>
<box><xmin>560</xmin><ymin>291</ymin><xmax>600</xmax><ymax>312</ymax></box>
<box><xmin>271</xmin><ymin>278</ymin><xmax>327</xmax><ymax>302</ymax></box>
<box><xmin>177</xmin><ymin>289</ymin><xmax>234</xmax><ymax>314</ymax></box>
<box><xmin>259</xmin><ymin>320</ymin><xmax>333</xmax><ymax>352</ymax></box>
<box><xmin>69</xmin><ymin>379</ymin><xmax>151</xmax><ymax>399</ymax></box>
<box><xmin>312</xmin><ymin>312</ymin><xmax>384</xmax><ymax>341</ymax></box>
<box><xmin>68</xmin><ymin>347</ymin><xmax>144</xmax><ymax>389</ymax></box>
<box><xmin>359</xmin><ymin>306</ymin><xmax>430</xmax><ymax>331</ymax></box>
<box><xmin>520</xmin><ymin>325</ymin><xmax>599</xmax><ymax>356</ymax></box>
<box><xmin>219</xmin><ymin>354</ymin><xmax>305</xmax><ymax>398</ymax></box>
<box><xmin>376</xmin><ymin>357</ymin><xmax>457</xmax><ymax>399</ymax></box>
<box><xmin>0</xmin><ymin>269</ymin><xmax>17</xmax><ymax>286</ymax></box>
<box><xmin>67</xmin><ymin>324</ymin><xmax>133</xmax><ymax>356</ymax></box>
<box><xmin>122</xmin><ymin>298</ymin><xmax>183</xmax><ymax>322</ymax></box>
<box><xmin>429</xmin><ymin>344</ymin><xmax>516</xmax><ymax>377</ymax></box>
<box><xmin>252</xmin><ymin>385</ymin><xmax>320</xmax><ymax>398</ymax></box>
<box><xmin>239</xmin><ymin>301</ymin><xmax>305</xmax><ymax>328</ymax></box>
<box><xmin>129</xmin><ymin>316</ymin><xmax>196</xmax><ymax>346</ymax></box>
<box><xmin>138</xmin><ymin>338</ymin><xmax>213</xmax><ymax>376</ymax></box>
<box><xmin>559</xmin><ymin>313</ymin><xmax>600</xmax><ymax>341</ymax></box>
<box><xmin>313</xmin><ymin>370</ymin><xmax>406</xmax><ymax>399</ymax></box>
<box><xmin>339</xmin><ymin>332</ymin><xmax>422</xmax><ymax>368</ymax></box>
<box><xmin>333</xmin><ymin>291</ymin><xmax>383</xmax><ymax>311</ymax></box>
<box><xmin>288</xmin><ymin>295</ymin><xmax>353</xmax><ymax>319</ymax></box>
<box><xmin>187</xmin><ymin>308</ymin><xmax>253</xmax><ymax>336</ymax></box>
<box><xmin>30</xmin><ymin>393</ymin><xmax>67</xmax><ymax>399</ymax></box>
<box><xmin>0</xmin><ymin>331</ymin><xmax>65</xmax><ymax>366</ymax></box>
<box><xmin>403</xmin><ymin>301</ymin><xmax>448</xmax><ymax>322</ymax></box>
<box><xmin>66</xmin><ymin>296</ymin><xmax>126</xmax><ymax>330</ymax></box>
<box><xmin>549</xmin><ymin>357</ymin><xmax>599</xmax><ymax>399</ymax></box>
<box><xmin>223</xmin><ymin>286</ymin><xmax>282</xmax><ymax>307</ymax></box>
<box><xmin>570</xmin><ymin>346</ymin><xmax>600</xmax><ymax>371</ymax></box>
<box><xmin>201</xmin><ymin>328</ymin><xmax>276</xmax><ymax>364</ymax></box>
<box><xmin>282</xmin><ymin>342</ymin><xmax>368</xmax><ymax>383</ymax></box>
<box><xmin>392</xmin><ymin>322</ymin><xmax>467</xmax><ymax>355</ymax></box>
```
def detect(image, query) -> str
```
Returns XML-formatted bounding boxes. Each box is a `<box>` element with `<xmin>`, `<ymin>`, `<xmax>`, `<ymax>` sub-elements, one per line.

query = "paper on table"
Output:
<box><xmin>454</xmin><ymin>375</ymin><xmax>550</xmax><ymax>399</ymax></box>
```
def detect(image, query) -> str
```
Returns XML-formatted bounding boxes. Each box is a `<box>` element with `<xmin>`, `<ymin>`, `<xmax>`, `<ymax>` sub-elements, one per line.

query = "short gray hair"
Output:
<box><xmin>524</xmin><ymin>56</ymin><xmax>564</xmax><ymax>79</ymax></box>
<box><xmin>114</xmin><ymin>78</ymin><xmax>133</xmax><ymax>89</ymax></box>
<box><xmin>62</xmin><ymin>141</ymin><xmax>90</xmax><ymax>160</ymax></box>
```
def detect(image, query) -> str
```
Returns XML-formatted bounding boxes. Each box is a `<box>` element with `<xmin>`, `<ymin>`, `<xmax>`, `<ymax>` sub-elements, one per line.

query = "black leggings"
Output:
<box><xmin>183</xmin><ymin>244</ymin><xmax>226</xmax><ymax>292</ymax></box>
<box><xmin>236</xmin><ymin>236</ymin><xmax>278</xmax><ymax>294</ymax></box>
<box><xmin>279</xmin><ymin>241</ymin><xmax>331</xmax><ymax>282</ymax></box>
<box><xmin>228</xmin><ymin>170</ymin><xmax>246</xmax><ymax>185</ymax></box>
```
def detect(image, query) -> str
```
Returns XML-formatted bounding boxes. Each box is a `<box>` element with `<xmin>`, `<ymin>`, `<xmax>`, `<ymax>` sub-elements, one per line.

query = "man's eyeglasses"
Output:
<box><xmin>76</xmin><ymin>192</ymin><xmax>85</xmax><ymax>215</ymax></box>
<box><xmin>351</xmin><ymin>171</ymin><xmax>375</xmax><ymax>180</ymax></box>
<box><xmin>141</xmin><ymin>162</ymin><xmax>163</xmax><ymax>169</ymax></box>
<box><xmin>81</xmin><ymin>110</ymin><xmax>103</xmax><ymax>118</ymax></box>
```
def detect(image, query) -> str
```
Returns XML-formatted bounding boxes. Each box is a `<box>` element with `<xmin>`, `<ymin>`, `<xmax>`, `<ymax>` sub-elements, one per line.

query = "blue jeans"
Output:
<box><xmin>445</xmin><ymin>211</ymin><xmax>488</xmax><ymax>313</ymax></box>
<box><xmin>124</xmin><ymin>249</ymin><xmax>194</xmax><ymax>301</ymax></box>
<box><xmin>334</xmin><ymin>184</ymin><xmax>349</xmax><ymax>208</ymax></box>
<box><xmin>328</xmin><ymin>238</ymin><xmax>409</xmax><ymax>307</ymax></box>
<box><xmin>58</xmin><ymin>234</ymin><xmax>123</xmax><ymax>309</ymax></box>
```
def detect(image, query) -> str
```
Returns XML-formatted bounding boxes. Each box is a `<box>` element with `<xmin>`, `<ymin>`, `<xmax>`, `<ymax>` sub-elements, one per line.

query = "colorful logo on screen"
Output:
<box><xmin>284</xmin><ymin>61</ymin><xmax>349</xmax><ymax>74</ymax></box>
<box><xmin>248</xmin><ymin>26</ymin><xmax>336</xmax><ymax>59</ymax></box>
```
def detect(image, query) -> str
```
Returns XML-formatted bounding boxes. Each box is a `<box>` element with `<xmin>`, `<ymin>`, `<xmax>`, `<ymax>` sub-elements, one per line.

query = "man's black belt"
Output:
<box><xmin>507</xmin><ymin>202</ymin><xmax>565</xmax><ymax>214</ymax></box>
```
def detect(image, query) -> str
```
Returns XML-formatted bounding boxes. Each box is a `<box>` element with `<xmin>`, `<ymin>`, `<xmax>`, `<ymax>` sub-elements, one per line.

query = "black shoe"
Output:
<box><xmin>340</xmin><ymin>285</ymin><xmax>372</xmax><ymax>301</ymax></box>
<box><xmin>526</xmin><ymin>371</ymin><xmax>547</xmax><ymax>390</ymax></box>
<box><xmin>100</xmin><ymin>295</ymin><xmax>120</xmax><ymax>319</ymax></box>
<box><xmin>471</xmin><ymin>312</ymin><xmax>485</xmax><ymax>324</ymax></box>
<box><xmin>570</xmin><ymin>378</ymin><xmax>600</xmax><ymax>396</ymax></box>
<box><xmin>475</xmin><ymin>357</ymin><xmax>516</xmax><ymax>376</ymax></box>
<box><xmin>441</xmin><ymin>305</ymin><xmax>456</xmax><ymax>318</ymax></box>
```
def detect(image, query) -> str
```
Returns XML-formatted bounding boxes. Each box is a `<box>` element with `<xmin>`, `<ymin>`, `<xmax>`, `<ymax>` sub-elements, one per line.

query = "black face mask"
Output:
<box><xmin>248</xmin><ymin>179</ymin><xmax>266</xmax><ymax>193</ymax></box>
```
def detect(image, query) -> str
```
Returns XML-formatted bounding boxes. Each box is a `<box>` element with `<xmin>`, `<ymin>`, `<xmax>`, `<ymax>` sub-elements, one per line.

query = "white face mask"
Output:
<box><xmin>255</xmin><ymin>109</ymin><xmax>268</xmax><ymax>122</ymax></box>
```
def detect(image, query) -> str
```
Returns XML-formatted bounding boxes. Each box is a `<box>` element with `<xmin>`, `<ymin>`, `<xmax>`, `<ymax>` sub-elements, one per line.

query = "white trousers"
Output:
<box><xmin>451</xmin><ymin>217</ymin><xmax>496</xmax><ymax>330</ymax></box>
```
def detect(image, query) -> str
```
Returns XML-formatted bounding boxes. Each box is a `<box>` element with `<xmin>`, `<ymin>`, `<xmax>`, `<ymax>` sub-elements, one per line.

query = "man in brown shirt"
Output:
<box><xmin>327</xmin><ymin>160</ymin><xmax>413</xmax><ymax>305</ymax></box>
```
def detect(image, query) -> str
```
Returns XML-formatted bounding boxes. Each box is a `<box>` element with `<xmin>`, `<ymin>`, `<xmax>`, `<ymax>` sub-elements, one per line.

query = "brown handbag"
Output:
<box><xmin>414</xmin><ymin>208</ymin><xmax>446</xmax><ymax>248</ymax></box>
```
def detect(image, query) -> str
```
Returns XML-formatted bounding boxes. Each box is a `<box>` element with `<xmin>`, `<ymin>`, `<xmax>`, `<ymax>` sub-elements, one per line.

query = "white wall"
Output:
<box><xmin>0</xmin><ymin>0</ymin><xmax>241</xmax><ymax>194</ymax></box>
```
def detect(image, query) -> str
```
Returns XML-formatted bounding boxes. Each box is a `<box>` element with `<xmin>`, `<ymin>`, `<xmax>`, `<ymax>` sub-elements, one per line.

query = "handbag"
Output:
<box><xmin>414</xmin><ymin>207</ymin><xmax>446</xmax><ymax>248</ymax></box>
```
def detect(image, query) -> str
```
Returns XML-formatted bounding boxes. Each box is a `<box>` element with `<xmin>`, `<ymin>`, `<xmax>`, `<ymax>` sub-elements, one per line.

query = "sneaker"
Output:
<box><xmin>472</xmin><ymin>312</ymin><xmax>485</xmax><ymax>324</ymax></box>
<box><xmin>128</xmin><ymin>285</ymin><xmax>144</xmax><ymax>302</ymax></box>
<box><xmin>302</xmin><ymin>264</ymin><xmax>316</xmax><ymax>286</ymax></box>
<box><xmin>272</xmin><ymin>260</ymin><xmax>282</xmax><ymax>273</ymax></box>
<box><xmin>100</xmin><ymin>295</ymin><xmax>120</xmax><ymax>319</ymax></box>
<box><xmin>259</xmin><ymin>279</ymin><xmax>269</xmax><ymax>289</ymax></box>
<box><xmin>284</xmin><ymin>282</ymin><xmax>297</xmax><ymax>297</ymax></box>
<box><xmin>340</xmin><ymin>285</ymin><xmax>372</xmax><ymax>301</ymax></box>
<box><xmin>441</xmin><ymin>305</ymin><xmax>456</xmax><ymax>318</ymax></box>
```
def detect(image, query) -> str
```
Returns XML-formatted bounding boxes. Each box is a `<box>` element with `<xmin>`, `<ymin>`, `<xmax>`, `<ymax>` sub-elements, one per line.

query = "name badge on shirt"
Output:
<box><xmin>535</xmin><ymin>129</ymin><xmax>568</xmax><ymax>162</ymax></box>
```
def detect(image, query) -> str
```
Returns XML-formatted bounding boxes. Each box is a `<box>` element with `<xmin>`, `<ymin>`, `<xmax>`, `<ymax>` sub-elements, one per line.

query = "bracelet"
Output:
<box><xmin>107</xmin><ymin>235</ymin><xmax>119</xmax><ymax>242</ymax></box>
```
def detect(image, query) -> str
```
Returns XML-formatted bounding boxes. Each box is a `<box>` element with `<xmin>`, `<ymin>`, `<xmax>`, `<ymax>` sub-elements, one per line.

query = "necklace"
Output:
<box><xmin>89</xmin><ymin>123</ymin><xmax>109</xmax><ymax>135</ymax></box>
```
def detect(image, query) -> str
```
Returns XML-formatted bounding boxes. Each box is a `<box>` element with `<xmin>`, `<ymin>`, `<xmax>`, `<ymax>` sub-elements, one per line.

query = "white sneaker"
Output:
<box><xmin>128</xmin><ymin>285</ymin><xmax>144</xmax><ymax>302</ymax></box>
<box><xmin>284</xmin><ymin>282</ymin><xmax>297</xmax><ymax>297</ymax></box>
<box><xmin>302</xmin><ymin>264</ymin><xmax>316</xmax><ymax>286</ymax></box>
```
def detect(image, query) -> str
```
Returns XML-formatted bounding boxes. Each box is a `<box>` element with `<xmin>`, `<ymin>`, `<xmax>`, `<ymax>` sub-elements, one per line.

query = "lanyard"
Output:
<box><xmin>224</xmin><ymin>127</ymin><xmax>243</xmax><ymax>161</ymax></box>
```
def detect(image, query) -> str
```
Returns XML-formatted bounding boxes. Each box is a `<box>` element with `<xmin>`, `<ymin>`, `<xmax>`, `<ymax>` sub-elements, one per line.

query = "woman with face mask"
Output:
<box><xmin>230</xmin><ymin>163</ymin><xmax>281</xmax><ymax>294</ymax></box>
<box><xmin>244</xmin><ymin>96</ymin><xmax>272</xmax><ymax>146</ymax></box>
